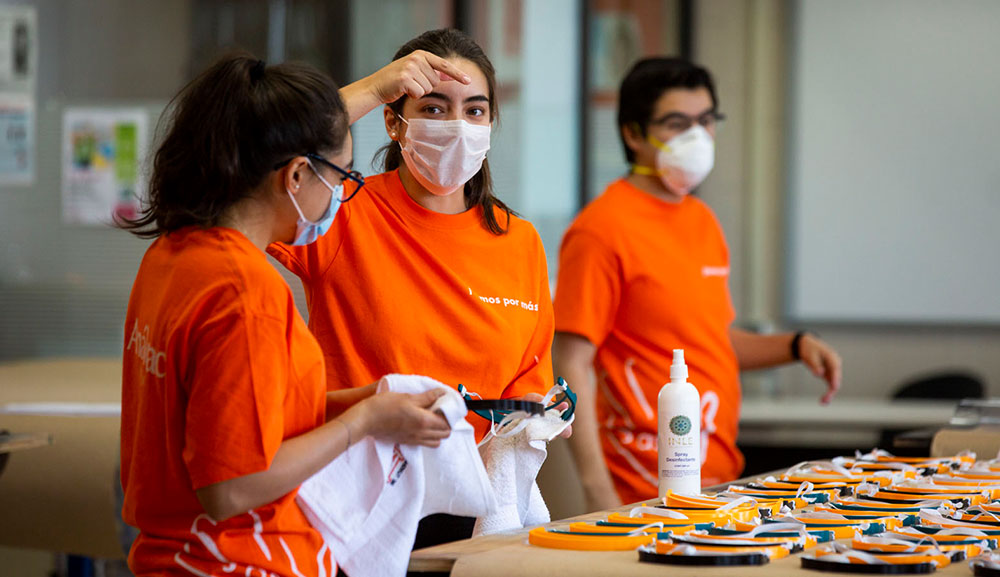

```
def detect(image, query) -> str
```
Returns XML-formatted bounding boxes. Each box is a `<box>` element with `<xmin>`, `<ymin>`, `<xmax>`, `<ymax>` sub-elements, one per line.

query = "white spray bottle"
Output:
<box><xmin>657</xmin><ymin>349</ymin><xmax>701</xmax><ymax>496</ymax></box>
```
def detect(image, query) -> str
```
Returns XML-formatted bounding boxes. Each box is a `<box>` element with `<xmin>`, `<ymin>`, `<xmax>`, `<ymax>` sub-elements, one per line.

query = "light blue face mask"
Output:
<box><xmin>287</xmin><ymin>159</ymin><xmax>343</xmax><ymax>246</ymax></box>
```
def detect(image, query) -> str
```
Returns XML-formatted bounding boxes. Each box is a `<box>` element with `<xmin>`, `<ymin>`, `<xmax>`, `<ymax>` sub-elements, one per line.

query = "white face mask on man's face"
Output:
<box><xmin>640</xmin><ymin>124</ymin><xmax>715</xmax><ymax>196</ymax></box>
<box><xmin>397</xmin><ymin>116</ymin><xmax>491</xmax><ymax>196</ymax></box>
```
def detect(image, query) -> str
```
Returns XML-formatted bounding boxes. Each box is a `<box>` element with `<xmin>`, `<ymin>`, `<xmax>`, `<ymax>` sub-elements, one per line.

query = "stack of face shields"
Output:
<box><xmin>567</xmin><ymin>519</ymin><xmax>712</xmax><ymax>535</ymax></box>
<box><xmin>638</xmin><ymin>523</ymin><xmax>816</xmax><ymax>566</ymax></box>
<box><xmin>709</xmin><ymin>524</ymin><xmax>837</xmax><ymax>544</ymax></box>
<box><xmin>661</xmin><ymin>490</ymin><xmax>782</xmax><ymax>519</ymax></box>
<box><xmin>779</xmin><ymin>461</ymin><xmax>896</xmax><ymax>491</ymax></box>
<box><xmin>913</xmin><ymin>508</ymin><xmax>1000</xmax><ymax>534</ymax></box>
<box><xmin>851</xmin><ymin>480</ymin><xmax>997</xmax><ymax>508</ymax></box>
<box><xmin>954</xmin><ymin>502</ymin><xmax>1000</xmax><ymax>521</ymax></box>
<box><xmin>526</xmin><ymin>523</ymin><xmax>659</xmax><ymax>551</ymax></box>
<box><xmin>876</xmin><ymin>528</ymin><xmax>996</xmax><ymax>558</ymax></box>
<box><xmin>529</xmin><ymin>492</ymin><xmax>767</xmax><ymax>551</ymax></box>
<box><xmin>971</xmin><ymin>551</ymin><xmax>1000</xmax><ymax>576</ymax></box>
<box><xmin>850</xmin><ymin>449</ymin><xmax>976</xmax><ymax>473</ymax></box>
<box><xmin>524</xmin><ymin>448</ymin><xmax>1000</xmax><ymax>571</ymax></box>
<box><xmin>813</xmin><ymin>503</ymin><xmax>919</xmax><ymax>527</ymax></box>
<box><xmin>932</xmin><ymin>474</ymin><xmax>1000</xmax><ymax>488</ymax></box>
<box><xmin>760</xmin><ymin>511</ymin><xmax>895</xmax><ymax>539</ymax></box>
<box><xmin>813</xmin><ymin>496</ymin><xmax>932</xmax><ymax>528</ymax></box>
<box><xmin>906</xmin><ymin>524</ymin><xmax>1000</xmax><ymax>540</ymax></box>
<box><xmin>719</xmin><ymin>480</ymin><xmax>839</xmax><ymax>510</ymax></box>
<box><xmin>801</xmin><ymin>540</ymin><xmax>960</xmax><ymax>573</ymax></box>
<box><xmin>609</xmin><ymin>493</ymin><xmax>771</xmax><ymax>526</ymax></box>
<box><xmin>780</xmin><ymin>451</ymin><xmax>976</xmax><ymax>489</ymax></box>
<box><xmin>956</xmin><ymin>466</ymin><xmax>1000</xmax><ymax>479</ymax></box>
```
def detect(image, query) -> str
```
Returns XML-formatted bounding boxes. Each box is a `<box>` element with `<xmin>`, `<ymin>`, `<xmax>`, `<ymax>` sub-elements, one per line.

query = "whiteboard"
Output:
<box><xmin>786</xmin><ymin>0</ymin><xmax>1000</xmax><ymax>324</ymax></box>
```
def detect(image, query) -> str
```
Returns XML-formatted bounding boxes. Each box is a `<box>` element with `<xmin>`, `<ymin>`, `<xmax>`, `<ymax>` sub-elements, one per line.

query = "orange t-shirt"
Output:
<box><xmin>268</xmin><ymin>170</ymin><xmax>554</xmax><ymax>440</ymax></box>
<box><xmin>553</xmin><ymin>179</ymin><xmax>743</xmax><ymax>504</ymax></box>
<box><xmin>121</xmin><ymin>226</ymin><xmax>333</xmax><ymax>576</ymax></box>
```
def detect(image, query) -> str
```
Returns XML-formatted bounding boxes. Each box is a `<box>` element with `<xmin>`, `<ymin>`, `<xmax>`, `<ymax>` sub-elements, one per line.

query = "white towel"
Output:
<box><xmin>472</xmin><ymin>409</ymin><xmax>573</xmax><ymax>536</ymax></box>
<box><xmin>297</xmin><ymin>375</ymin><xmax>496</xmax><ymax>577</ymax></box>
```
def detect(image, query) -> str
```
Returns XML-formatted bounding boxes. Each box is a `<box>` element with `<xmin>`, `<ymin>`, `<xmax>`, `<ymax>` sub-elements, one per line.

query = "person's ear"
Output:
<box><xmin>384</xmin><ymin>107</ymin><xmax>404</xmax><ymax>141</ymax></box>
<box><xmin>621</xmin><ymin>122</ymin><xmax>647</xmax><ymax>157</ymax></box>
<box><xmin>280</xmin><ymin>157</ymin><xmax>309</xmax><ymax>198</ymax></box>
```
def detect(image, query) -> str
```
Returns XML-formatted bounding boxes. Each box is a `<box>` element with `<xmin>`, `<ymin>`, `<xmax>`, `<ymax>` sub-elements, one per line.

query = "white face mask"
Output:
<box><xmin>397</xmin><ymin>116</ymin><xmax>491</xmax><ymax>196</ymax></box>
<box><xmin>636</xmin><ymin>124</ymin><xmax>715</xmax><ymax>195</ymax></box>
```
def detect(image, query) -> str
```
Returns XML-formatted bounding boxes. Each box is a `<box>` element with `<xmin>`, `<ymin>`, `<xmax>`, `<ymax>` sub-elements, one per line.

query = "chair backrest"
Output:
<box><xmin>893</xmin><ymin>371</ymin><xmax>986</xmax><ymax>400</ymax></box>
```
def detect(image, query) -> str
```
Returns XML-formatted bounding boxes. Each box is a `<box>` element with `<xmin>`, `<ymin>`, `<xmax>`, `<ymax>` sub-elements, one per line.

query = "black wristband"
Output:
<box><xmin>790</xmin><ymin>330</ymin><xmax>810</xmax><ymax>360</ymax></box>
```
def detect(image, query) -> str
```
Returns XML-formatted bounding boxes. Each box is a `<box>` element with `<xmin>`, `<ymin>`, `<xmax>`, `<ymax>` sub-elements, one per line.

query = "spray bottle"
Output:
<box><xmin>657</xmin><ymin>349</ymin><xmax>701</xmax><ymax>496</ymax></box>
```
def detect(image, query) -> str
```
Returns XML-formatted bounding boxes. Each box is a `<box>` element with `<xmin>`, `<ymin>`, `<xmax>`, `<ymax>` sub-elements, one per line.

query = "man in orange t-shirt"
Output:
<box><xmin>553</xmin><ymin>57</ymin><xmax>843</xmax><ymax>509</ymax></box>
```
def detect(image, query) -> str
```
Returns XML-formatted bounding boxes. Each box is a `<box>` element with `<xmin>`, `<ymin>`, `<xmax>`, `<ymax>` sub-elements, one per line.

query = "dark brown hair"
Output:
<box><xmin>618</xmin><ymin>57</ymin><xmax>718</xmax><ymax>164</ymax></box>
<box><xmin>376</xmin><ymin>28</ymin><xmax>512</xmax><ymax>235</ymax></box>
<box><xmin>120</xmin><ymin>53</ymin><xmax>349</xmax><ymax>238</ymax></box>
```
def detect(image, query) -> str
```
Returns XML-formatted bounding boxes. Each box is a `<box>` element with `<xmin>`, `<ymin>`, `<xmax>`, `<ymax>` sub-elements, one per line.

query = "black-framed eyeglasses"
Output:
<box><xmin>273</xmin><ymin>153</ymin><xmax>365</xmax><ymax>202</ymax></box>
<box><xmin>649</xmin><ymin>111</ymin><xmax>726</xmax><ymax>134</ymax></box>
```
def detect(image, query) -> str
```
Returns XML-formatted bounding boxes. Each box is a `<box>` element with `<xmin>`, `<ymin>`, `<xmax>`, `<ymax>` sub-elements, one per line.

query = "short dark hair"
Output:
<box><xmin>376</xmin><ymin>28</ymin><xmax>513</xmax><ymax>236</ymax></box>
<box><xmin>120</xmin><ymin>53</ymin><xmax>349</xmax><ymax>238</ymax></box>
<box><xmin>617</xmin><ymin>57</ymin><xmax>718</xmax><ymax>163</ymax></box>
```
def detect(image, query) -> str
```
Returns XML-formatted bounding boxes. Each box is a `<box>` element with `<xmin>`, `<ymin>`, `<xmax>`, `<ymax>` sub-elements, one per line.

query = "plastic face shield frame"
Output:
<box><xmin>458</xmin><ymin>377</ymin><xmax>576</xmax><ymax>424</ymax></box>
<box><xmin>547</xmin><ymin>377</ymin><xmax>577</xmax><ymax>421</ymax></box>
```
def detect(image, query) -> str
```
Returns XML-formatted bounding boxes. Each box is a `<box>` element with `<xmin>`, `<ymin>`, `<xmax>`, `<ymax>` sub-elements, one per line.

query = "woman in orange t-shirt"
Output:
<box><xmin>119</xmin><ymin>52</ymin><xmax>471</xmax><ymax>576</ymax></box>
<box><xmin>269</xmin><ymin>29</ymin><xmax>566</xmax><ymax>547</ymax></box>
<box><xmin>553</xmin><ymin>58</ymin><xmax>843</xmax><ymax>510</ymax></box>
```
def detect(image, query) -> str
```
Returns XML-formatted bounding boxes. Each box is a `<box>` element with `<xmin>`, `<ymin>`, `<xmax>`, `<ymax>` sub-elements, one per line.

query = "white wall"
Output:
<box><xmin>788</xmin><ymin>0</ymin><xmax>1000</xmax><ymax>324</ymax></box>
<box><xmin>0</xmin><ymin>0</ymin><xmax>190</xmax><ymax>360</ymax></box>
<box><xmin>694</xmin><ymin>0</ymin><xmax>1000</xmax><ymax>400</ymax></box>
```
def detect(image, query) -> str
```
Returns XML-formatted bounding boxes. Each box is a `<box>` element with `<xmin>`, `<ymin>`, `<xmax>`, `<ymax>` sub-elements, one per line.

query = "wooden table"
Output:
<box><xmin>0</xmin><ymin>432</ymin><xmax>52</xmax><ymax>454</ymax></box>
<box><xmin>0</xmin><ymin>357</ymin><xmax>124</xmax><ymax>559</ymax></box>
<box><xmin>407</xmin><ymin>471</ymin><xmax>978</xmax><ymax>576</ymax></box>
<box><xmin>438</xmin><ymin>538</ymin><xmax>976</xmax><ymax>577</ymax></box>
<box><xmin>739</xmin><ymin>397</ymin><xmax>957</xmax><ymax>448</ymax></box>
<box><xmin>0</xmin><ymin>431</ymin><xmax>52</xmax><ymax>479</ymax></box>
<box><xmin>407</xmin><ymin>474</ymin><xmax>768</xmax><ymax>574</ymax></box>
<box><xmin>408</xmin><ymin>500</ymin><xmax>653</xmax><ymax>574</ymax></box>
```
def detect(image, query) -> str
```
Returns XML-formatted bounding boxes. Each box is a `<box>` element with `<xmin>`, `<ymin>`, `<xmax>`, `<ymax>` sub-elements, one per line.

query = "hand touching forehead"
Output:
<box><xmin>402</xmin><ymin>57</ymin><xmax>491</xmax><ymax>124</ymax></box>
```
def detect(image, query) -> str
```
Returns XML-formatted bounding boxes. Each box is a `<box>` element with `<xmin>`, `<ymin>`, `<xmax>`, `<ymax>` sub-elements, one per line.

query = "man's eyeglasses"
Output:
<box><xmin>273</xmin><ymin>153</ymin><xmax>365</xmax><ymax>202</ymax></box>
<box><xmin>649</xmin><ymin>111</ymin><xmax>726</xmax><ymax>134</ymax></box>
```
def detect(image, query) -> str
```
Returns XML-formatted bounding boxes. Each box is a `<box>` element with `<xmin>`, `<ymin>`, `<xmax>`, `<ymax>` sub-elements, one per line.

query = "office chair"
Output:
<box><xmin>892</xmin><ymin>371</ymin><xmax>985</xmax><ymax>400</ymax></box>
<box><xmin>880</xmin><ymin>370</ymin><xmax>986</xmax><ymax>455</ymax></box>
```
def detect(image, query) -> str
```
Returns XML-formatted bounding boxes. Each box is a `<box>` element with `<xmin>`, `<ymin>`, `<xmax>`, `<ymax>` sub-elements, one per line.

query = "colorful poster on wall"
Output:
<box><xmin>0</xmin><ymin>5</ymin><xmax>37</xmax><ymax>94</ymax></box>
<box><xmin>590</xmin><ymin>12</ymin><xmax>641</xmax><ymax>93</ymax></box>
<box><xmin>0</xmin><ymin>93</ymin><xmax>33</xmax><ymax>185</ymax></box>
<box><xmin>61</xmin><ymin>108</ymin><xmax>148</xmax><ymax>226</ymax></box>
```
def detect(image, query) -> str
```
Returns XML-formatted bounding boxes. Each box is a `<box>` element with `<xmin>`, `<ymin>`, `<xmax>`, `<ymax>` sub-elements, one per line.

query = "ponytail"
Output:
<box><xmin>120</xmin><ymin>52</ymin><xmax>348</xmax><ymax>238</ymax></box>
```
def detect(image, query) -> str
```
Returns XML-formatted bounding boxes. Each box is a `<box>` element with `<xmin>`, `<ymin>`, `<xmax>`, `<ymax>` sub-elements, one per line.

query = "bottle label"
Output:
<box><xmin>661</xmin><ymin>447</ymin><xmax>699</xmax><ymax>477</ymax></box>
<box><xmin>661</xmin><ymin>412</ymin><xmax>698</xmax><ymax>479</ymax></box>
<box><xmin>661</xmin><ymin>466</ymin><xmax>698</xmax><ymax>478</ymax></box>
<box><xmin>669</xmin><ymin>415</ymin><xmax>692</xmax><ymax>436</ymax></box>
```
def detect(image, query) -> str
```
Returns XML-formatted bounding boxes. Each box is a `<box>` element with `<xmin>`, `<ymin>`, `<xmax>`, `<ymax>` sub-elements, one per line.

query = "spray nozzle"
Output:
<box><xmin>670</xmin><ymin>348</ymin><xmax>688</xmax><ymax>382</ymax></box>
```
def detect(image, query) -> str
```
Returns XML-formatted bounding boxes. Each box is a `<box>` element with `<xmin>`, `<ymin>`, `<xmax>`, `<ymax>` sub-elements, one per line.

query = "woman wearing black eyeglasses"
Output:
<box><xmin>118</xmin><ymin>51</ymin><xmax>469</xmax><ymax>577</ymax></box>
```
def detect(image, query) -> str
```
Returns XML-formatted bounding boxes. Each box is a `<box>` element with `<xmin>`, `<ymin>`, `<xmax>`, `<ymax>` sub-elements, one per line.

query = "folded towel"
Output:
<box><xmin>472</xmin><ymin>408</ymin><xmax>572</xmax><ymax>536</ymax></box>
<box><xmin>298</xmin><ymin>374</ymin><xmax>496</xmax><ymax>577</ymax></box>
